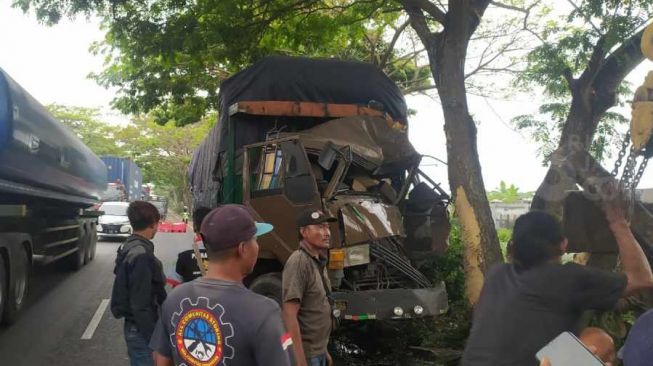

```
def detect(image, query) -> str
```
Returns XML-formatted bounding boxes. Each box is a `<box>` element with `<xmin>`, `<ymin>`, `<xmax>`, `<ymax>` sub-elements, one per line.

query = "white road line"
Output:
<box><xmin>81</xmin><ymin>299</ymin><xmax>110</xmax><ymax>340</ymax></box>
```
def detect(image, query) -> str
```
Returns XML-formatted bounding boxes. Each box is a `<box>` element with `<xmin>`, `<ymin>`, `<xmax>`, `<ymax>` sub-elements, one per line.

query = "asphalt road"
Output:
<box><xmin>0</xmin><ymin>231</ymin><xmax>193</xmax><ymax>366</ymax></box>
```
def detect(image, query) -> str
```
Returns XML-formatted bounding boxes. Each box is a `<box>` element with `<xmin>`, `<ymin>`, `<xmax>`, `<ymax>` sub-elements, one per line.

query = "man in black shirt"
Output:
<box><xmin>175</xmin><ymin>206</ymin><xmax>211</xmax><ymax>282</ymax></box>
<box><xmin>111</xmin><ymin>201</ymin><xmax>167</xmax><ymax>366</ymax></box>
<box><xmin>462</xmin><ymin>199</ymin><xmax>653</xmax><ymax>366</ymax></box>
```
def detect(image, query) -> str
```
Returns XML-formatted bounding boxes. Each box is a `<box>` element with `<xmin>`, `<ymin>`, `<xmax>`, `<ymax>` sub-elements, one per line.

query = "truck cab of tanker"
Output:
<box><xmin>190</xmin><ymin>56</ymin><xmax>450</xmax><ymax>321</ymax></box>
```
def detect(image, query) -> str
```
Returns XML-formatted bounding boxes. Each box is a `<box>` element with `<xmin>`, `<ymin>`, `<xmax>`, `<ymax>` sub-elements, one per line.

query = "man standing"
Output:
<box><xmin>150</xmin><ymin>204</ymin><xmax>294</xmax><ymax>366</ymax></box>
<box><xmin>111</xmin><ymin>201</ymin><xmax>167</xmax><ymax>366</ymax></box>
<box><xmin>282</xmin><ymin>209</ymin><xmax>336</xmax><ymax>366</ymax></box>
<box><xmin>462</xmin><ymin>197</ymin><xmax>653</xmax><ymax>366</ymax></box>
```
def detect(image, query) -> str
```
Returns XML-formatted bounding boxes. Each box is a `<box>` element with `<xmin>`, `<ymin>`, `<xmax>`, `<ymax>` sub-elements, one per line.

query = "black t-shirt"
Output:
<box><xmin>175</xmin><ymin>249</ymin><xmax>208</xmax><ymax>283</ymax></box>
<box><xmin>462</xmin><ymin>262</ymin><xmax>627</xmax><ymax>366</ymax></box>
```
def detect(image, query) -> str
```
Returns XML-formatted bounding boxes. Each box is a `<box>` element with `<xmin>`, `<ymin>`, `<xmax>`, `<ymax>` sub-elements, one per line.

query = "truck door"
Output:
<box><xmin>243</xmin><ymin>138</ymin><xmax>321</xmax><ymax>260</ymax></box>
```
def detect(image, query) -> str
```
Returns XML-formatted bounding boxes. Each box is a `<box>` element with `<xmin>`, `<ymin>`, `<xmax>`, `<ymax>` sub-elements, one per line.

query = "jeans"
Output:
<box><xmin>308</xmin><ymin>354</ymin><xmax>327</xmax><ymax>366</ymax></box>
<box><xmin>123</xmin><ymin>321</ymin><xmax>153</xmax><ymax>366</ymax></box>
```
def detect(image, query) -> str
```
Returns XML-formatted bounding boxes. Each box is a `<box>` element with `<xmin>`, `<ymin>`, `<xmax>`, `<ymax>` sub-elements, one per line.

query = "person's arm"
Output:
<box><xmin>150</xmin><ymin>313</ymin><xmax>174</xmax><ymax>366</ymax></box>
<box><xmin>254</xmin><ymin>306</ymin><xmax>293</xmax><ymax>366</ymax></box>
<box><xmin>282</xmin><ymin>254</ymin><xmax>309</xmax><ymax>366</ymax></box>
<box><xmin>282</xmin><ymin>300</ymin><xmax>307</xmax><ymax>366</ymax></box>
<box><xmin>154</xmin><ymin>352</ymin><xmax>174</xmax><ymax>366</ymax></box>
<box><xmin>603</xmin><ymin>197</ymin><xmax>653</xmax><ymax>296</ymax></box>
<box><xmin>128</xmin><ymin>254</ymin><xmax>157</xmax><ymax>340</ymax></box>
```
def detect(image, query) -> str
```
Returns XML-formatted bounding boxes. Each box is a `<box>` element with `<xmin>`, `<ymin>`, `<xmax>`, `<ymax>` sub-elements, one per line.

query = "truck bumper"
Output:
<box><xmin>331</xmin><ymin>281</ymin><xmax>448</xmax><ymax>321</ymax></box>
<box><xmin>98</xmin><ymin>233</ymin><xmax>130</xmax><ymax>239</ymax></box>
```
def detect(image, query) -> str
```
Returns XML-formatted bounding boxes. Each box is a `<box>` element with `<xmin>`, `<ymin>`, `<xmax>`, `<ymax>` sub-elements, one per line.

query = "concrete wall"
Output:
<box><xmin>490</xmin><ymin>201</ymin><xmax>530</xmax><ymax>229</ymax></box>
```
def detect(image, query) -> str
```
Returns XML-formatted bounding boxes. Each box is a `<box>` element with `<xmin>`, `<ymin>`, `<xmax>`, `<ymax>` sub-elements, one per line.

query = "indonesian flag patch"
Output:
<box><xmin>281</xmin><ymin>332</ymin><xmax>293</xmax><ymax>351</ymax></box>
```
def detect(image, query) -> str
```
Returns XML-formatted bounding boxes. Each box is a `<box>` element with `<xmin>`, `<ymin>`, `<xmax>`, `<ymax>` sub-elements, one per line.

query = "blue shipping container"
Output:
<box><xmin>100</xmin><ymin>156</ymin><xmax>142</xmax><ymax>201</ymax></box>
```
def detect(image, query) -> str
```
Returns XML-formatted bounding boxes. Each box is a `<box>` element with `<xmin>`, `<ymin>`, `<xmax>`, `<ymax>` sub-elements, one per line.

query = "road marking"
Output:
<box><xmin>81</xmin><ymin>299</ymin><xmax>110</xmax><ymax>340</ymax></box>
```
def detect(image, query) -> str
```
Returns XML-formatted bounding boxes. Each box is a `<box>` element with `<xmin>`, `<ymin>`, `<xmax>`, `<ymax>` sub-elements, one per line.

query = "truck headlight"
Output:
<box><xmin>344</xmin><ymin>244</ymin><xmax>370</xmax><ymax>267</ymax></box>
<box><xmin>120</xmin><ymin>225</ymin><xmax>132</xmax><ymax>233</ymax></box>
<box><xmin>414</xmin><ymin>305</ymin><xmax>424</xmax><ymax>315</ymax></box>
<box><xmin>97</xmin><ymin>225</ymin><xmax>103</xmax><ymax>232</ymax></box>
<box><xmin>393</xmin><ymin>306</ymin><xmax>404</xmax><ymax>317</ymax></box>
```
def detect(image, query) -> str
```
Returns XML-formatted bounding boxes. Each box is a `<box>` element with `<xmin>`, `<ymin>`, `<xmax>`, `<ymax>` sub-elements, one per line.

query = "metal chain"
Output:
<box><xmin>612</xmin><ymin>131</ymin><xmax>631</xmax><ymax>177</ymax></box>
<box><xmin>620</xmin><ymin>148</ymin><xmax>638</xmax><ymax>189</ymax></box>
<box><xmin>632</xmin><ymin>156</ymin><xmax>650</xmax><ymax>189</ymax></box>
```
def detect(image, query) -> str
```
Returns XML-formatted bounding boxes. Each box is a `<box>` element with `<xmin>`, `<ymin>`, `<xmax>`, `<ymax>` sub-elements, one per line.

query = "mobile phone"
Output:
<box><xmin>536</xmin><ymin>332</ymin><xmax>606</xmax><ymax>366</ymax></box>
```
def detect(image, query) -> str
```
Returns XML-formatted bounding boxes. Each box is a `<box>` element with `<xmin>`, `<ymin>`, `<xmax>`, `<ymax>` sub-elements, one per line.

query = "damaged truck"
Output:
<box><xmin>189</xmin><ymin>56</ymin><xmax>450</xmax><ymax>321</ymax></box>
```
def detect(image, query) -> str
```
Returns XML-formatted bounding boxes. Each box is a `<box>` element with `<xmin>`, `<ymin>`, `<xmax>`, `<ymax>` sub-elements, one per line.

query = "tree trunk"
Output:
<box><xmin>428</xmin><ymin>2</ymin><xmax>503</xmax><ymax>306</ymax></box>
<box><xmin>531</xmin><ymin>83</ymin><xmax>602</xmax><ymax>215</ymax></box>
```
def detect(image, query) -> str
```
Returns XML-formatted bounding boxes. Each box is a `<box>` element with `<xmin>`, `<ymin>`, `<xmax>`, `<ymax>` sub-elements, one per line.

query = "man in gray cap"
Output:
<box><xmin>282</xmin><ymin>208</ymin><xmax>337</xmax><ymax>366</ymax></box>
<box><xmin>150</xmin><ymin>204</ymin><xmax>293</xmax><ymax>366</ymax></box>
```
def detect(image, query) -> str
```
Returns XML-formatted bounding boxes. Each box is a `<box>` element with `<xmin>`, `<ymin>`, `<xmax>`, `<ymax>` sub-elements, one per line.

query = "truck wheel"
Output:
<box><xmin>88</xmin><ymin>229</ymin><xmax>97</xmax><ymax>261</ymax></box>
<box><xmin>66</xmin><ymin>230</ymin><xmax>87</xmax><ymax>271</ymax></box>
<box><xmin>249</xmin><ymin>272</ymin><xmax>282</xmax><ymax>305</ymax></box>
<box><xmin>3</xmin><ymin>246</ymin><xmax>29</xmax><ymax>325</ymax></box>
<box><xmin>83</xmin><ymin>227</ymin><xmax>92</xmax><ymax>264</ymax></box>
<box><xmin>0</xmin><ymin>255</ymin><xmax>6</xmax><ymax>324</ymax></box>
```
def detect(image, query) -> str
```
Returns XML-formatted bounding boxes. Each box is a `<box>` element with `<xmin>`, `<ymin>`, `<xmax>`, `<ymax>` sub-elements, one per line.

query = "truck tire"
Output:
<box><xmin>0</xmin><ymin>255</ymin><xmax>6</xmax><ymax>324</ymax></box>
<box><xmin>3</xmin><ymin>245</ymin><xmax>29</xmax><ymax>325</ymax></box>
<box><xmin>88</xmin><ymin>228</ymin><xmax>97</xmax><ymax>262</ymax></box>
<box><xmin>249</xmin><ymin>272</ymin><xmax>282</xmax><ymax>305</ymax></box>
<box><xmin>66</xmin><ymin>229</ymin><xmax>87</xmax><ymax>271</ymax></box>
<box><xmin>83</xmin><ymin>226</ymin><xmax>92</xmax><ymax>265</ymax></box>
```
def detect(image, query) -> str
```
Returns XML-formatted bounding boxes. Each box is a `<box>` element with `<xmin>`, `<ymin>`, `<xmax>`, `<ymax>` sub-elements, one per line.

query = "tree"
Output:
<box><xmin>16</xmin><ymin>0</ymin><xmax>546</xmax><ymax>304</ymax></box>
<box><xmin>48</xmin><ymin>104</ymin><xmax>123</xmax><ymax>156</ymax></box>
<box><xmin>513</xmin><ymin>1</ymin><xmax>653</xmax><ymax>214</ymax></box>
<box><xmin>49</xmin><ymin>103</ymin><xmax>211</xmax><ymax>210</ymax></box>
<box><xmin>487</xmin><ymin>181</ymin><xmax>533</xmax><ymax>203</ymax></box>
<box><xmin>115</xmin><ymin>115</ymin><xmax>213</xmax><ymax>210</ymax></box>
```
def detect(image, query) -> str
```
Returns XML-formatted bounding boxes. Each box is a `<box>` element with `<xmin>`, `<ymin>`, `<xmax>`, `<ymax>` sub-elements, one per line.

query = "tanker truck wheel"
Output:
<box><xmin>0</xmin><ymin>254</ymin><xmax>7</xmax><ymax>325</ymax></box>
<box><xmin>88</xmin><ymin>227</ymin><xmax>97</xmax><ymax>262</ymax></box>
<box><xmin>3</xmin><ymin>245</ymin><xmax>29</xmax><ymax>325</ymax></box>
<box><xmin>83</xmin><ymin>226</ymin><xmax>92</xmax><ymax>265</ymax></box>
<box><xmin>66</xmin><ymin>227</ymin><xmax>88</xmax><ymax>270</ymax></box>
<box><xmin>249</xmin><ymin>272</ymin><xmax>282</xmax><ymax>305</ymax></box>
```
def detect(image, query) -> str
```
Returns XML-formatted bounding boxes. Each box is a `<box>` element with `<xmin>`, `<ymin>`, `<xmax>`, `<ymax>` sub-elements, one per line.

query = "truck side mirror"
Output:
<box><xmin>318</xmin><ymin>141</ymin><xmax>338</xmax><ymax>170</ymax></box>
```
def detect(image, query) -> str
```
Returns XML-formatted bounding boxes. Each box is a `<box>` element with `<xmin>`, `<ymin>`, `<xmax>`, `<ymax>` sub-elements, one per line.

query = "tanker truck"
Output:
<box><xmin>0</xmin><ymin>69</ymin><xmax>106</xmax><ymax>325</ymax></box>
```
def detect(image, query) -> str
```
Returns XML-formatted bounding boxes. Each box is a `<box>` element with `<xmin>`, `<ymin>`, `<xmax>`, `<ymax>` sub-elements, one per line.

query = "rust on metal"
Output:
<box><xmin>231</xmin><ymin>101</ymin><xmax>396</xmax><ymax>123</ymax></box>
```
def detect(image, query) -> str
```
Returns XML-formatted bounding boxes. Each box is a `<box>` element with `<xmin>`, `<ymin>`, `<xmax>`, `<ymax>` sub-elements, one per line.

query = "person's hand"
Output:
<box><xmin>598</xmin><ymin>180</ymin><xmax>630</xmax><ymax>225</ymax></box>
<box><xmin>539</xmin><ymin>357</ymin><xmax>551</xmax><ymax>366</ymax></box>
<box><xmin>326</xmin><ymin>352</ymin><xmax>334</xmax><ymax>366</ymax></box>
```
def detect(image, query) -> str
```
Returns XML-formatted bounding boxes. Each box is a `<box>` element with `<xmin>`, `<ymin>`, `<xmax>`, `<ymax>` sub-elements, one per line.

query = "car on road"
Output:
<box><xmin>97</xmin><ymin>202</ymin><xmax>132</xmax><ymax>240</ymax></box>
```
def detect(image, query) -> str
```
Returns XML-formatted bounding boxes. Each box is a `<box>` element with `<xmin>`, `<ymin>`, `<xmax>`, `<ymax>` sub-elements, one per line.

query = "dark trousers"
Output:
<box><xmin>308</xmin><ymin>354</ymin><xmax>327</xmax><ymax>366</ymax></box>
<box><xmin>123</xmin><ymin>321</ymin><xmax>153</xmax><ymax>366</ymax></box>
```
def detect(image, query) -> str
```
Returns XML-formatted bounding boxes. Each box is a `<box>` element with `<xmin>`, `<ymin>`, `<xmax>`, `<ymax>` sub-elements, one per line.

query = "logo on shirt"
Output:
<box><xmin>171</xmin><ymin>297</ymin><xmax>235</xmax><ymax>366</ymax></box>
<box><xmin>281</xmin><ymin>332</ymin><xmax>293</xmax><ymax>351</ymax></box>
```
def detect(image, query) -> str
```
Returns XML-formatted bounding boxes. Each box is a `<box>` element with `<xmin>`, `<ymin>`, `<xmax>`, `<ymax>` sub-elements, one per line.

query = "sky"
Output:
<box><xmin>1</xmin><ymin>4</ymin><xmax>652</xmax><ymax>192</ymax></box>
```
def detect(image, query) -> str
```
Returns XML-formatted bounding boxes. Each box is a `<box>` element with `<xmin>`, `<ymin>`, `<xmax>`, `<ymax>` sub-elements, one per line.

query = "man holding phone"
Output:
<box><xmin>462</xmin><ymin>186</ymin><xmax>653</xmax><ymax>366</ymax></box>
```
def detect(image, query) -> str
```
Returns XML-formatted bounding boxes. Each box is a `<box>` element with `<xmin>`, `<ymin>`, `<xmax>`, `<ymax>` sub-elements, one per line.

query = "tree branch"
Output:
<box><xmin>566</xmin><ymin>0</ymin><xmax>602</xmax><ymax>35</ymax></box>
<box><xmin>379</xmin><ymin>19</ymin><xmax>411</xmax><ymax>68</ymax></box>
<box><xmin>577</xmin><ymin>35</ymin><xmax>608</xmax><ymax>87</ymax></box>
<box><xmin>403</xmin><ymin>83</ymin><xmax>438</xmax><ymax>94</ymax></box>
<box><xmin>400</xmin><ymin>0</ymin><xmax>447</xmax><ymax>24</ymax></box>
<box><xmin>489</xmin><ymin>1</ymin><xmax>529</xmax><ymax>13</ymax></box>
<box><xmin>592</xmin><ymin>27</ymin><xmax>647</xmax><ymax>114</ymax></box>
<box><xmin>400</xmin><ymin>0</ymin><xmax>437</xmax><ymax>49</ymax></box>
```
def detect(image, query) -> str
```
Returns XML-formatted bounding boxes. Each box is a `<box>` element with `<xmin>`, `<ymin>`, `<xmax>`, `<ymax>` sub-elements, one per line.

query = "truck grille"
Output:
<box><xmin>343</xmin><ymin>237</ymin><xmax>432</xmax><ymax>291</ymax></box>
